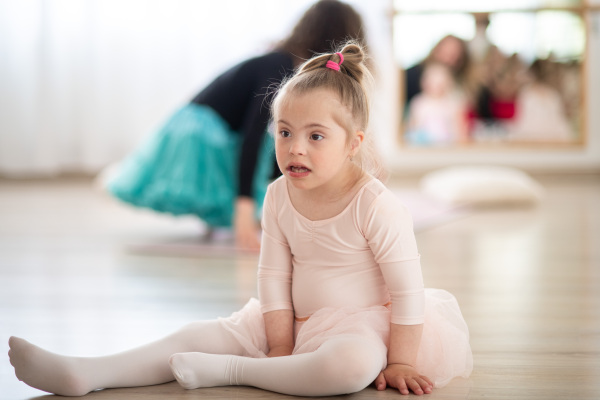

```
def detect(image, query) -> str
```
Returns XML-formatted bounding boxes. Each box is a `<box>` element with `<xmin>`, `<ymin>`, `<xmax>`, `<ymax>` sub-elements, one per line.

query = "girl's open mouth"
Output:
<box><xmin>287</xmin><ymin>165</ymin><xmax>311</xmax><ymax>177</ymax></box>
<box><xmin>289</xmin><ymin>166</ymin><xmax>310</xmax><ymax>173</ymax></box>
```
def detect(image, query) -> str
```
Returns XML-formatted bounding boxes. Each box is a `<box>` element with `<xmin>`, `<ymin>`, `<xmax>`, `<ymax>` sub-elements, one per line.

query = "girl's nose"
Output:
<box><xmin>289</xmin><ymin>139</ymin><xmax>306</xmax><ymax>155</ymax></box>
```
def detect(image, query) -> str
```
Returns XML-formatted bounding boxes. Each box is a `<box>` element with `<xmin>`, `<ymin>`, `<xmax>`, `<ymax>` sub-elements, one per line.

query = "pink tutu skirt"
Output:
<box><xmin>217</xmin><ymin>288</ymin><xmax>473</xmax><ymax>388</ymax></box>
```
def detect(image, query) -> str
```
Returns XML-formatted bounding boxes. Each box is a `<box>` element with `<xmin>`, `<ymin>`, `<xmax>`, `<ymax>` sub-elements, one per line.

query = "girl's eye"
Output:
<box><xmin>310</xmin><ymin>134</ymin><xmax>324</xmax><ymax>141</ymax></box>
<box><xmin>280</xmin><ymin>130</ymin><xmax>291</xmax><ymax>138</ymax></box>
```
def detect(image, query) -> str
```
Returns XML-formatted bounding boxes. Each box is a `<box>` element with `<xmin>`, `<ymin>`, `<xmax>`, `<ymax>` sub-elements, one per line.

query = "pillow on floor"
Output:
<box><xmin>420</xmin><ymin>166</ymin><xmax>544</xmax><ymax>206</ymax></box>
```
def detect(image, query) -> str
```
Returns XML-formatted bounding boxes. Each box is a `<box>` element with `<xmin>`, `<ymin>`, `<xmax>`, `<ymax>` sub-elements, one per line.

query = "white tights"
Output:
<box><xmin>9</xmin><ymin>320</ymin><xmax>387</xmax><ymax>397</ymax></box>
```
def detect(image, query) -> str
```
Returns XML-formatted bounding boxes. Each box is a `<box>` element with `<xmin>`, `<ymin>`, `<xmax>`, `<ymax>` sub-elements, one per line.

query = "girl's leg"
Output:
<box><xmin>8</xmin><ymin>320</ymin><xmax>247</xmax><ymax>396</ymax></box>
<box><xmin>170</xmin><ymin>334</ymin><xmax>388</xmax><ymax>396</ymax></box>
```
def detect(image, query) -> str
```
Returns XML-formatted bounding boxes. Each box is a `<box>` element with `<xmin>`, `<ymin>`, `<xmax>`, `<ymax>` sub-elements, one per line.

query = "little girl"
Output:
<box><xmin>406</xmin><ymin>62</ymin><xmax>469</xmax><ymax>146</ymax></box>
<box><xmin>8</xmin><ymin>42</ymin><xmax>472</xmax><ymax>397</ymax></box>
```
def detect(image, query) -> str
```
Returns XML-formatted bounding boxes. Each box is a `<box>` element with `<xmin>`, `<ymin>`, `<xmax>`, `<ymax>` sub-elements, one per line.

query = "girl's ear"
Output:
<box><xmin>350</xmin><ymin>130</ymin><xmax>365</xmax><ymax>157</ymax></box>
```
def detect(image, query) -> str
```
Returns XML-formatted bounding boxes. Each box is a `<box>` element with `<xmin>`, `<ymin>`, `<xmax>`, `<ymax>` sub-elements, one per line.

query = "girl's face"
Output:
<box><xmin>274</xmin><ymin>88</ymin><xmax>363</xmax><ymax>194</ymax></box>
<box><xmin>421</xmin><ymin>64</ymin><xmax>453</xmax><ymax>97</ymax></box>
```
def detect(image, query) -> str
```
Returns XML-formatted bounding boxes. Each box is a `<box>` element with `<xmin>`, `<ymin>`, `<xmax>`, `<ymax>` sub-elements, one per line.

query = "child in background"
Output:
<box><xmin>406</xmin><ymin>62</ymin><xmax>468</xmax><ymax>146</ymax></box>
<box><xmin>9</xmin><ymin>42</ymin><xmax>472</xmax><ymax>397</ymax></box>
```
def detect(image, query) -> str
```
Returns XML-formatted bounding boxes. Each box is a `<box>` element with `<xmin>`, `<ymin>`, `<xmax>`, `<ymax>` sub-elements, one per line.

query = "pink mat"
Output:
<box><xmin>393</xmin><ymin>189</ymin><xmax>470</xmax><ymax>232</ymax></box>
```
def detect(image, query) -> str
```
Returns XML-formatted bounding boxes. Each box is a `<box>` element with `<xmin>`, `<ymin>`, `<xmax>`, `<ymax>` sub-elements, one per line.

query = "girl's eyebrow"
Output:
<box><xmin>277</xmin><ymin>119</ymin><xmax>329</xmax><ymax>130</ymax></box>
<box><xmin>305</xmin><ymin>123</ymin><xmax>329</xmax><ymax>130</ymax></box>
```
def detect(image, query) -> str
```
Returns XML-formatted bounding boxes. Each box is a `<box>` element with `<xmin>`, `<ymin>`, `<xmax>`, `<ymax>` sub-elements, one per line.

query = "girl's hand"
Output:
<box><xmin>234</xmin><ymin>197</ymin><xmax>261</xmax><ymax>251</ymax></box>
<box><xmin>374</xmin><ymin>363</ymin><xmax>433</xmax><ymax>395</ymax></box>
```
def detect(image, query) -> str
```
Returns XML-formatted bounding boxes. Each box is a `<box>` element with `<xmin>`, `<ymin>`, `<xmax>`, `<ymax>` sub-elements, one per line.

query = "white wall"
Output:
<box><xmin>0</xmin><ymin>0</ymin><xmax>319</xmax><ymax>176</ymax></box>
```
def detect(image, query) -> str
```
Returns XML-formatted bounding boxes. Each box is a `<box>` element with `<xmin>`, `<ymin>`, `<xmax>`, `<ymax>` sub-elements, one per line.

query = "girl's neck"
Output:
<box><xmin>286</xmin><ymin>165</ymin><xmax>369</xmax><ymax>221</ymax></box>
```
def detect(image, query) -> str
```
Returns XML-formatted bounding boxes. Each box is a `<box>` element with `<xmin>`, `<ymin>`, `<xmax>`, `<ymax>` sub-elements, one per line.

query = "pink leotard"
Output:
<box><xmin>258</xmin><ymin>176</ymin><xmax>425</xmax><ymax>325</ymax></box>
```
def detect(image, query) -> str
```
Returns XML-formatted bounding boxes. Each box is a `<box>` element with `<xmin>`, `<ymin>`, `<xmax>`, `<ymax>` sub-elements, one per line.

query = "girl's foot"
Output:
<box><xmin>169</xmin><ymin>352</ymin><xmax>237</xmax><ymax>389</ymax></box>
<box><xmin>8</xmin><ymin>336</ymin><xmax>93</xmax><ymax>396</ymax></box>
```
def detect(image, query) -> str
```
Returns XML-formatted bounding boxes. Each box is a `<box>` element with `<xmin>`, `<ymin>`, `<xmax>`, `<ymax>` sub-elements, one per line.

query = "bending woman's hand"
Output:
<box><xmin>374</xmin><ymin>363</ymin><xmax>433</xmax><ymax>395</ymax></box>
<box><xmin>234</xmin><ymin>197</ymin><xmax>261</xmax><ymax>251</ymax></box>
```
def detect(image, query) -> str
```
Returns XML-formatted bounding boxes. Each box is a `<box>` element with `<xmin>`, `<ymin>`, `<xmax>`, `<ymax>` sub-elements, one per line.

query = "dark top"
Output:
<box><xmin>404</xmin><ymin>63</ymin><xmax>424</xmax><ymax>110</ymax></box>
<box><xmin>192</xmin><ymin>51</ymin><xmax>294</xmax><ymax>198</ymax></box>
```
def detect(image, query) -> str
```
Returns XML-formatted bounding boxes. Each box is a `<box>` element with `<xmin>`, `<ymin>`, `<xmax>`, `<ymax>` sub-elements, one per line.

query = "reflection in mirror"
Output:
<box><xmin>394</xmin><ymin>9</ymin><xmax>585</xmax><ymax>147</ymax></box>
<box><xmin>394</xmin><ymin>0</ymin><xmax>584</xmax><ymax>11</ymax></box>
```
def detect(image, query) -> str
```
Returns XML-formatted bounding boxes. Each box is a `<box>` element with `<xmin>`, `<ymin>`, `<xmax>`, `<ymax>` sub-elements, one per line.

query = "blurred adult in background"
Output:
<box><xmin>404</xmin><ymin>35</ymin><xmax>470</xmax><ymax>110</ymax></box>
<box><xmin>468</xmin><ymin>47</ymin><xmax>528</xmax><ymax>142</ymax></box>
<box><xmin>105</xmin><ymin>0</ymin><xmax>367</xmax><ymax>251</ymax></box>
<box><xmin>468</xmin><ymin>13</ymin><xmax>492</xmax><ymax>63</ymax></box>
<box><xmin>484</xmin><ymin>52</ymin><xmax>527</xmax><ymax>122</ymax></box>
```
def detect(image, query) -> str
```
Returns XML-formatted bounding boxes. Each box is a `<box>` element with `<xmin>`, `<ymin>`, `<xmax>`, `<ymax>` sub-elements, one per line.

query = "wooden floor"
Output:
<box><xmin>0</xmin><ymin>174</ymin><xmax>599</xmax><ymax>399</ymax></box>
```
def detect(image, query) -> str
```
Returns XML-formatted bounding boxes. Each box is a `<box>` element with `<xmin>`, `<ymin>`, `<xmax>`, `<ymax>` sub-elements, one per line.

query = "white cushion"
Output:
<box><xmin>420</xmin><ymin>166</ymin><xmax>544</xmax><ymax>206</ymax></box>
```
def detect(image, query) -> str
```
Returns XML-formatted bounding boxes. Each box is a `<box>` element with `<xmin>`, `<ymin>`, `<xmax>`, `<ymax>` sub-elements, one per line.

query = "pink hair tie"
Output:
<box><xmin>325</xmin><ymin>52</ymin><xmax>344</xmax><ymax>71</ymax></box>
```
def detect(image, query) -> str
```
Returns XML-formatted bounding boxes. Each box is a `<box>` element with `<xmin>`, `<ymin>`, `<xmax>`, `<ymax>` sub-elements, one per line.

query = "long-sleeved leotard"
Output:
<box><xmin>258</xmin><ymin>176</ymin><xmax>425</xmax><ymax>325</ymax></box>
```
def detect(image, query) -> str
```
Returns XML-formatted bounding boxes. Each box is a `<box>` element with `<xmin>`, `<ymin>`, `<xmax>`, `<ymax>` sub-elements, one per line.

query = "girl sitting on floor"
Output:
<box><xmin>9</xmin><ymin>41</ymin><xmax>472</xmax><ymax>397</ymax></box>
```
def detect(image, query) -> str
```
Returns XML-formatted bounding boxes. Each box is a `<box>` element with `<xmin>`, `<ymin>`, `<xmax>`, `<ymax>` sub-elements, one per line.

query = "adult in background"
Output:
<box><xmin>404</xmin><ymin>35</ymin><xmax>470</xmax><ymax>110</ymax></box>
<box><xmin>105</xmin><ymin>0</ymin><xmax>367</xmax><ymax>250</ymax></box>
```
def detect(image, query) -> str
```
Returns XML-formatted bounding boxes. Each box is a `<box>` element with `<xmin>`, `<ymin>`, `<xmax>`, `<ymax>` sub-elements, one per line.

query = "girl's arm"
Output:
<box><xmin>263</xmin><ymin>310</ymin><xmax>295</xmax><ymax>357</ymax></box>
<box><xmin>364</xmin><ymin>192</ymin><xmax>433</xmax><ymax>394</ymax></box>
<box><xmin>388</xmin><ymin>323</ymin><xmax>422</xmax><ymax>366</ymax></box>
<box><xmin>258</xmin><ymin>182</ymin><xmax>295</xmax><ymax>356</ymax></box>
<box><xmin>374</xmin><ymin>323</ymin><xmax>433</xmax><ymax>395</ymax></box>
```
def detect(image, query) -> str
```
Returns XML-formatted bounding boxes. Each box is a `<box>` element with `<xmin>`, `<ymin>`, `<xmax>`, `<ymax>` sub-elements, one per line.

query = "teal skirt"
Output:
<box><xmin>107</xmin><ymin>103</ymin><xmax>274</xmax><ymax>227</ymax></box>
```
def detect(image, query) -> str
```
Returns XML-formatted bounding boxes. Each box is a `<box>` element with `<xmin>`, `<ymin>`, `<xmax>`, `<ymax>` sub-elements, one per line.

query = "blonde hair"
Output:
<box><xmin>271</xmin><ymin>41</ymin><xmax>385</xmax><ymax>180</ymax></box>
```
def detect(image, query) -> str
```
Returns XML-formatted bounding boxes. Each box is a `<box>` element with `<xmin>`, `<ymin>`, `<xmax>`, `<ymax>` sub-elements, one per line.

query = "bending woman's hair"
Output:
<box><xmin>277</xmin><ymin>0</ymin><xmax>367</xmax><ymax>63</ymax></box>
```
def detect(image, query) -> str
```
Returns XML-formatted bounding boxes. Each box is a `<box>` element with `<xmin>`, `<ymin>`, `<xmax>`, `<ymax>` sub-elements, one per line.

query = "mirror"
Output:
<box><xmin>393</xmin><ymin>2</ymin><xmax>586</xmax><ymax>148</ymax></box>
